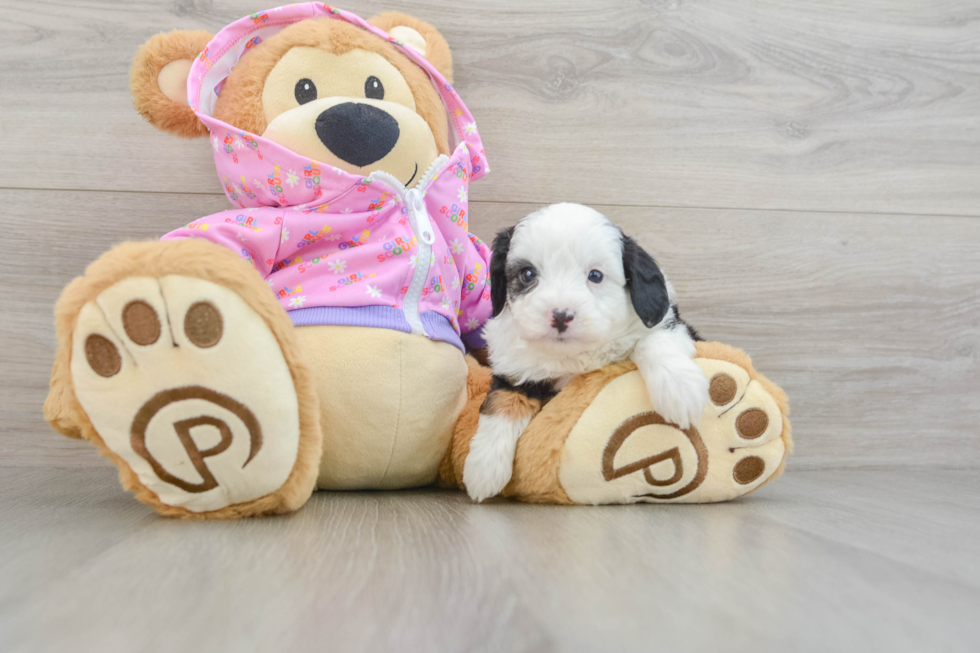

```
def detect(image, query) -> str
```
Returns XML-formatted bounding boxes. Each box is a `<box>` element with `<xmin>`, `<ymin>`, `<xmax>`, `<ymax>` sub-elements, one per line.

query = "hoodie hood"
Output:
<box><xmin>186</xmin><ymin>3</ymin><xmax>489</xmax><ymax>209</ymax></box>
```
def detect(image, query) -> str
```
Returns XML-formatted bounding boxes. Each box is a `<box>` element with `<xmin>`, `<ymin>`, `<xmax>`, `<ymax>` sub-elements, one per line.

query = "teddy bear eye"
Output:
<box><xmin>294</xmin><ymin>78</ymin><xmax>317</xmax><ymax>105</ymax></box>
<box><xmin>364</xmin><ymin>76</ymin><xmax>385</xmax><ymax>100</ymax></box>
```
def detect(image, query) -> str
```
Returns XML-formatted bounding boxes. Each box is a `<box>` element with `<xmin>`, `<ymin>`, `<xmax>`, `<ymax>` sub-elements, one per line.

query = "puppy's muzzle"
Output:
<box><xmin>551</xmin><ymin>310</ymin><xmax>574</xmax><ymax>333</ymax></box>
<box><xmin>315</xmin><ymin>102</ymin><xmax>400</xmax><ymax>167</ymax></box>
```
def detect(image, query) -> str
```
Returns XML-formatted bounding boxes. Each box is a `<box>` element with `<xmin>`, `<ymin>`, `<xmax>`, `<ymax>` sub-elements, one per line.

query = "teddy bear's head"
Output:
<box><xmin>131</xmin><ymin>12</ymin><xmax>453</xmax><ymax>188</ymax></box>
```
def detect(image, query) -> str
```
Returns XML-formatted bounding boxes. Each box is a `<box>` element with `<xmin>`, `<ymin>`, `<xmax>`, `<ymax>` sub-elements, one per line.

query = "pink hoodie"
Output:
<box><xmin>162</xmin><ymin>3</ymin><xmax>492</xmax><ymax>351</ymax></box>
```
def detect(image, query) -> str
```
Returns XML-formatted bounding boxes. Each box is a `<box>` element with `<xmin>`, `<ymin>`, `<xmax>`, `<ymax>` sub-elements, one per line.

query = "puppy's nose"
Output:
<box><xmin>551</xmin><ymin>310</ymin><xmax>574</xmax><ymax>333</ymax></box>
<box><xmin>315</xmin><ymin>102</ymin><xmax>399</xmax><ymax>167</ymax></box>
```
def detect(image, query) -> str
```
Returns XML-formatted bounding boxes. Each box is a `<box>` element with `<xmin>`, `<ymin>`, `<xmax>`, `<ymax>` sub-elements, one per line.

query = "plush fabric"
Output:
<box><xmin>213</xmin><ymin>17</ymin><xmax>452</xmax><ymax>156</ymax></box>
<box><xmin>370</xmin><ymin>12</ymin><xmax>453</xmax><ymax>83</ymax></box>
<box><xmin>44</xmin><ymin>239</ymin><xmax>322</xmax><ymax>519</ymax></box>
<box><xmin>294</xmin><ymin>325</ymin><xmax>468</xmax><ymax>489</ymax></box>
<box><xmin>129</xmin><ymin>30</ymin><xmax>212</xmax><ymax>138</ymax></box>
<box><xmin>72</xmin><ymin>276</ymin><xmax>304</xmax><ymax>512</ymax></box>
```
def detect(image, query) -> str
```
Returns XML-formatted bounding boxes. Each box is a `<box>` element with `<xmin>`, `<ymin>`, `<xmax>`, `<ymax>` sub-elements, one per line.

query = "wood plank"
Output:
<box><xmin>1</xmin><ymin>0</ymin><xmax>978</xmax><ymax>214</ymax></box>
<box><xmin>0</xmin><ymin>467</ymin><xmax>978</xmax><ymax>652</ymax></box>
<box><xmin>2</xmin><ymin>189</ymin><xmax>978</xmax><ymax>470</ymax></box>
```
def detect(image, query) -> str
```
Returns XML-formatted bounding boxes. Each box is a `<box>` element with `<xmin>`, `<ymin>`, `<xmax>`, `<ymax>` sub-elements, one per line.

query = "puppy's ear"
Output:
<box><xmin>369</xmin><ymin>12</ymin><xmax>453</xmax><ymax>82</ymax></box>
<box><xmin>489</xmin><ymin>227</ymin><xmax>515</xmax><ymax>317</ymax></box>
<box><xmin>622</xmin><ymin>236</ymin><xmax>670</xmax><ymax>328</ymax></box>
<box><xmin>130</xmin><ymin>30</ymin><xmax>213</xmax><ymax>138</ymax></box>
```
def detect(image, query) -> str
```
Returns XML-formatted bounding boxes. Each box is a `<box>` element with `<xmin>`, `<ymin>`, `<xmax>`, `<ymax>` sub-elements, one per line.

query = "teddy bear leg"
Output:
<box><xmin>43</xmin><ymin>240</ymin><xmax>322</xmax><ymax>518</ymax></box>
<box><xmin>295</xmin><ymin>326</ymin><xmax>469</xmax><ymax>490</ymax></box>
<box><xmin>445</xmin><ymin>343</ymin><xmax>791</xmax><ymax>505</ymax></box>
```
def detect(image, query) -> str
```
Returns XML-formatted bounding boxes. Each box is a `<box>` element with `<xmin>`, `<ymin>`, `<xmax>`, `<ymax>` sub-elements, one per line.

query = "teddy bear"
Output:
<box><xmin>42</xmin><ymin>3</ymin><xmax>792</xmax><ymax>518</ymax></box>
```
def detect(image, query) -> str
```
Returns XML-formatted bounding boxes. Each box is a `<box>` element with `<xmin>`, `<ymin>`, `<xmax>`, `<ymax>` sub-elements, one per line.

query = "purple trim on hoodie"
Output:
<box><xmin>287</xmin><ymin>305</ymin><xmax>466</xmax><ymax>353</ymax></box>
<box><xmin>420</xmin><ymin>311</ymin><xmax>465</xmax><ymax>352</ymax></box>
<box><xmin>460</xmin><ymin>327</ymin><xmax>488</xmax><ymax>351</ymax></box>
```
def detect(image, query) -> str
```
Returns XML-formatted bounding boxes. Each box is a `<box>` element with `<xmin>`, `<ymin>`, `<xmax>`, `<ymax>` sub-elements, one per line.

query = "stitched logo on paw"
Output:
<box><xmin>130</xmin><ymin>386</ymin><xmax>263</xmax><ymax>493</ymax></box>
<box><xmin>601</xmin><ymin>412</ymin><xmax>707</xmax><ymax>499</ymax></box>
<box><xmin>561</xmin><ymin>361</ymin><xmax>786</xmax><ymax>505</ymax></box>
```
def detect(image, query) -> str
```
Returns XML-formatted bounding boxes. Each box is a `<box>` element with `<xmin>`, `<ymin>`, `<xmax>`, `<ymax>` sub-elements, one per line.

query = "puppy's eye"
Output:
<box><xmin>519</xmin><ymin>267</ymin><xmax>537</xmax><ymax>283</ymax></box>
<box><xmin>365</xmin><ymin>76</ymin><xmax>385</xmax><ymax>100</ymax></box>
<box><xmin>588</xmin><ymin>270</ymin><xmax>604</xmax><ymax>284</ymax></box>
<box><xmin>294</xmin><ymin>78</ymin><xmax>317</xmax><ymax>105</ymax></box>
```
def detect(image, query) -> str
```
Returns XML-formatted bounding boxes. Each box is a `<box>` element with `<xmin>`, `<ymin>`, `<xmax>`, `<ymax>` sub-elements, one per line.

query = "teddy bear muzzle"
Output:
<box><xmin>261</xmin><ymin>96</ymin><xmax>439</xmax><ymax>187</ymax></box>
<box><xmin>315</xmin><ymin>102</ymin><xmax>400</xmax><ymax>167</ymax></box>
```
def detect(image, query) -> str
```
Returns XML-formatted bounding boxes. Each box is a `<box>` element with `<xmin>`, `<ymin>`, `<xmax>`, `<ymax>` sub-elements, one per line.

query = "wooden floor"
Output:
<box><xmin>1</xmin><ymin>0</ymin><xmax>978</xmax><ymax>651</ymax></box>
<box><xmin>1</xmin><ymin>467</ymin><xmax>978</xmax><ymax>652</ymax></box>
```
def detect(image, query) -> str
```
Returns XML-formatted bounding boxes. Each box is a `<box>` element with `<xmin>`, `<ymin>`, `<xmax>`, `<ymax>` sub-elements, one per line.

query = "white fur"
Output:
<box><xmin>465</xmin><ymin>203</ymin><xmax>708</xmax><ymax>501</ymax></box>
<box><xmin>630</xmin><ymin>324</ymin><xmax>709</xmax><ymax>430</ymax></box>
<box><xmin>463</xmin><ymin>413</ymin><xmax>533</xmax><ymax>502</ymax></box>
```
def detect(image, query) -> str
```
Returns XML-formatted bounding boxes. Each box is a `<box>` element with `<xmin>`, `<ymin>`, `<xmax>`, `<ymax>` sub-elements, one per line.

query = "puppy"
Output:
<box><xmin>462</xmin><ymin>203</ymin><xmax>709</xmax><ymax>502</ymax></box>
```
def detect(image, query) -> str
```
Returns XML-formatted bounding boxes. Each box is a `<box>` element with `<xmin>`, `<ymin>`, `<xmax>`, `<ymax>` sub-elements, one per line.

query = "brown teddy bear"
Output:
<box><xmin>43</xmin><ymin>4</ymin><xmax>791</xmax><ymax>518</ymax></box>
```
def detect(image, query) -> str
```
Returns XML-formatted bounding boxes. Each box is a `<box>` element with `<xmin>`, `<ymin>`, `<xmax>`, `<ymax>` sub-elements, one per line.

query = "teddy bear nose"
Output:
<box><xmin>315</xmin><ymin>102</ymin><xmax>400</xmax><ymax>167</ymax></box>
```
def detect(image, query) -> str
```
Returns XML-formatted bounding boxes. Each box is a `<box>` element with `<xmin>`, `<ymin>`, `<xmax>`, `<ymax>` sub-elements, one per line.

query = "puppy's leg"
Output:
<box><xmin>462</xmin><ymin>377</ymin><xmax>553</xmax><ymax>502</ymax></box>
<box><xmin>631</xmin><ymin>325</ymin><xmax>709</xmax><ymax>430</ymax></box>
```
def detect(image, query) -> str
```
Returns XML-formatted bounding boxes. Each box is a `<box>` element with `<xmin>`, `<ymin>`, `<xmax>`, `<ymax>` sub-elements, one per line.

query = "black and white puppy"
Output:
<box><xmin>462</xmin><ymin>203</ymin><xmax>709</xmax><ymax>502</ymax></box>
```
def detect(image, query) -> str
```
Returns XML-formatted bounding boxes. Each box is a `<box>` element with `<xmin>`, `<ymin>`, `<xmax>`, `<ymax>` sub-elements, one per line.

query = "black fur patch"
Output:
<box><xmin>487</xmin><ymin>375</ymin><xmax>557</xmax><ymax>404</ymax></box>
<box><xmin>622</xmin><ymin>235</ymin><xmax>670</xmax><ymax>328</ymax></box>
<box><xmin>489</xmin><ymin>227</ymin><xmax>515</xmax><ymax>317</ymax></box>
<box><xmin>672</xmin><ymin>304</ymin><xmax>703</xmax><ymax>341</ymax></box>
<box><xmin>505</xmin><ymin>257</ymin><xmax>539</xmax><ymax>301</ymax></box>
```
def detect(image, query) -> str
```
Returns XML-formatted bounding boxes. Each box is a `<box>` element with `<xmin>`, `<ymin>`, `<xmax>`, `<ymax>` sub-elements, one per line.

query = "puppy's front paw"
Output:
<box><xmin>645</xmin><ymin>357</ymin><xmax>710</xmax><ymax>430</ymax></box>
<box><xmin>462</xmin><ymin>416</ymin><xmax>523</xmax><ymax>502</ymax></box>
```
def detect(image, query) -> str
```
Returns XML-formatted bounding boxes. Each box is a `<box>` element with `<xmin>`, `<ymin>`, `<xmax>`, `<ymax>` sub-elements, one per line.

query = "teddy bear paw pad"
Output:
<box><xmin>69</xmin><ymin>275</ymin><xmax>301</xmax><ymax>513</ymax></box>
<box><xmin>557</xmin><ymin>358</ymin><xmax>786</xmax><ymax>504</ymax></box>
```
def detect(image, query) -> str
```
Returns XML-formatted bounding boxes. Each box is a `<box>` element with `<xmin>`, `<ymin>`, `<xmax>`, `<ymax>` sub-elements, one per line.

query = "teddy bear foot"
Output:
<box><xmin>44</xmin><ymin>242</ymin><xmax>322</xmax><ymax>518</ymax></box>
<box><xmin>443</xmin><ymin>341</ymin><xmax>792</xmax><ymax>505</ymax></box>
<box><xmin>557</xmin><ymin>350</ymin><xmax>789</xmax><ymax>504</ymax></box>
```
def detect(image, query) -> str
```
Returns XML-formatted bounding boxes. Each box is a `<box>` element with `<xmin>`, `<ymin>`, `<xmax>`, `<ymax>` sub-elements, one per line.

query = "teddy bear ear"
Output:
<box><xmin>130</xmin><ymin>30</ymin><xmax>213</xmax><ymax>138</ymax></box>
<box><xmin>369</xmin><ymin>12</ymin><xmax>454</xmax><ymax>83</ymax></box>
